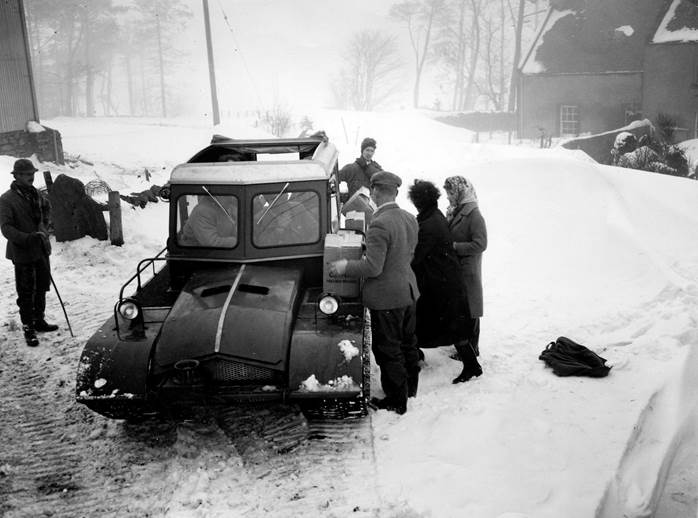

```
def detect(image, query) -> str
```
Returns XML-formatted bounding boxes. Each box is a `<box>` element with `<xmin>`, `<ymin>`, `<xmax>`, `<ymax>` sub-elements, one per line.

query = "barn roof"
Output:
<box><xmin>521</xmin><ymin>0</ymin><xmax>670</xmax><ymax>75</ymax></box>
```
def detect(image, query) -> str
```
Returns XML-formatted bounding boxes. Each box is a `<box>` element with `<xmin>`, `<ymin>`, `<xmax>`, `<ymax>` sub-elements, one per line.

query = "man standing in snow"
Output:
<box><xmin>337</xmin><ymin>137</ymin><xmax>383</xmax><ymax>203</ymax></box>
<box><xmin>0</xmin><ymin>159</ymin><xmax>58</xmax><ymax>347</ymax></box>
<box><xmin>330</xmin><ymin>171</ymin><xmax>420</xmax><ymax>415</ymax></box>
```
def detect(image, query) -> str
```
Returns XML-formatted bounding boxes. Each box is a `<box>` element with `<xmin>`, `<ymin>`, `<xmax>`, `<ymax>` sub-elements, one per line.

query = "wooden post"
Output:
<box><xmin>108</xmin><ymin>191</ymin><xmax>124</xmax><ymax>246</ymax></box>
<box><xmin>42</xmin><ymin>170</ymin><xmax>53</xmax><ymax>193</ymax></box>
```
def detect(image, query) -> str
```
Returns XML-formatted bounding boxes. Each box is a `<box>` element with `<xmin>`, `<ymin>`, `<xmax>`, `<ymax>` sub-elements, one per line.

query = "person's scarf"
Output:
<box><xmin>444</xmin><ymin>175</ymin><xmax>478</xmax><ymax>220</ymax></box>
<box><xmin>10</xmin><ymin>181</ymin><xmax>42</xmax><ymax>225</ymax></box>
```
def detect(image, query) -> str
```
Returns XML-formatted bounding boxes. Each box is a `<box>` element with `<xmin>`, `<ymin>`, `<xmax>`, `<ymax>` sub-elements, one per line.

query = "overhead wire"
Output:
<box><xmin>214</xmin><ymin>0</ymin><xmax>266</xmax><ymax>109</ymax></box>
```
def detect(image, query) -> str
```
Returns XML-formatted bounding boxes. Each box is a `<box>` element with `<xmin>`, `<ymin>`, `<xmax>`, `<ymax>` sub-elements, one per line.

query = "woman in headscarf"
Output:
<box><xmin>443</xmin><ymin>175</ymin><xmax>487</xmax><ymax>382</ymax></box>
<box><xmin>408</xmin><ymin>179</ymin><xmax>482</xmax><ymax>385</ymax></box>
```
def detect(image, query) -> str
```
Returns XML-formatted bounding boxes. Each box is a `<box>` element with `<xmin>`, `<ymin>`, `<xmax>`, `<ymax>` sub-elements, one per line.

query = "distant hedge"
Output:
<box><xmin>436</xmin><ymin>112</ymin><xmax>517</xmax><ymax>133</ymax></box>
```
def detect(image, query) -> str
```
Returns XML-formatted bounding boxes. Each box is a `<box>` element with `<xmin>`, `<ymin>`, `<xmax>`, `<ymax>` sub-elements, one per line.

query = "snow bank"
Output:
<box><xmin>1</xmin><ymin>111</ymin><xmax>697</xmax><ymax>517</ymax></box>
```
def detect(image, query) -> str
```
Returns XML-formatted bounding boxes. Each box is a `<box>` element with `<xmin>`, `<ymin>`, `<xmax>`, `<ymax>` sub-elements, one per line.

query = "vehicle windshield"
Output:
<box><xmin>177</xmin><ymin>193</ymin><xmax>239</xmax><ymax>248</ymax></box>
<box><xmin>253</xmin><ymin>190</ymin><xmax>320</xmax><ymax>247</ymax></box>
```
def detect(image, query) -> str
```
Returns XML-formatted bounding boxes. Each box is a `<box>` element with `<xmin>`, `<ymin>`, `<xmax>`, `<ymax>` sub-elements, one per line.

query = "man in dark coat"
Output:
<box><xmin>0</xmin><ymin>159</ymin><xmax>58</xmax><ymax>347</ymax></box>
<box><xmin>337</xmin><ymin>137</ymin><xmax>383</xmax><ymax>203</ymax></box>
<box><xmin>330</xmin><ymin>171</ymin><xmax>420</xmax><ymax>414</ymax></box>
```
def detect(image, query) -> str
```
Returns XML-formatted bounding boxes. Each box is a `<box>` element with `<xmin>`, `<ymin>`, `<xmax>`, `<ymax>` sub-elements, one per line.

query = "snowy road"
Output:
<box><xmin>0</xmin><ymin>322</ymin><xmax>381</xmax><ymax>518</ymax></box>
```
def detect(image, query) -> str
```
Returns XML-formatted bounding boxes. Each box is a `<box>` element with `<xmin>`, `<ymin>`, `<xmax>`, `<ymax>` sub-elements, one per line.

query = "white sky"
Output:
<box><xmin>177</xmin><ymin>0</ymin><xmax>409</xmax><ymax>115</ymax></box>
<box><xmin>1</xmin><ymin>111</ymin><xmax>697</xmax><ymax>517</ymax></box>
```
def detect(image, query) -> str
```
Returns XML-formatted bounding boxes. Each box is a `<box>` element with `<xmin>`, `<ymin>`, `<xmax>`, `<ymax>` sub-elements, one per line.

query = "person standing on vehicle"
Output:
<box><xmin>407</xmin><ymin>179</ymin><xmax>482</xmax><ymax>382</ymax></box>
<box><xmin>444</xmin><ymin>175</ymin><xmax>487</xmax><ymax>371</ymax></box>
<box><xmin>330</xmin><ymin>171</ymin><xmax>420</xmax><ymax>414</ymax></box>
<box><xmin>337</xmin><ymin>137</ymin><xmax>383</xmax><ymax>203</ymax></box>
<box><xmin>0</xmin><ymin>159</ymin><xmax>58</xmax><ymax>347</ymax></box>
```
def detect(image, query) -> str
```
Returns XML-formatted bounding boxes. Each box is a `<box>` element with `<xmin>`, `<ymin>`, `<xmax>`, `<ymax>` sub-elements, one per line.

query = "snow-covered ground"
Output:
<box><xmin>1</xmin><ymin>110</ymin><xmax>697</xmax><ymax>517</ymax></box>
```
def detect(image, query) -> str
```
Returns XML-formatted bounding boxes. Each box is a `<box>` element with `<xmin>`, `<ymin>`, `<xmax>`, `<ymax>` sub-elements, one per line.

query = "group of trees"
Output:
<box><xmin>332</xmin><ymin>0</ymin><xmax>548</xmax><ymax>112</ymax></box>
<box><xmin>24</xmin><ymin>0</ymin><xmax>191</xmax><ymax>118</ymax></box>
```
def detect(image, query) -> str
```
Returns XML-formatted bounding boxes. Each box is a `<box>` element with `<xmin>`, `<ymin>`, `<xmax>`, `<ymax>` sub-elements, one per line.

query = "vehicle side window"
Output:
<box><xmin>177</xmin><ymin>194</ymin><xmax>238</xmax><ymax>248</ymax></box>
<box><xmin>253</xmin><ymin>191</ymin><xmax>320</xmax><ymax>247</ymax></box>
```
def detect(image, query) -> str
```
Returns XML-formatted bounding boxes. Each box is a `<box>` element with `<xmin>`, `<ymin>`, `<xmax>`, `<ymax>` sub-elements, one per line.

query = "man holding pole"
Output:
<box><xmin>0</xmin><ymin>158</ymin><xmax>58</xmax><ymax>347</ymax></box>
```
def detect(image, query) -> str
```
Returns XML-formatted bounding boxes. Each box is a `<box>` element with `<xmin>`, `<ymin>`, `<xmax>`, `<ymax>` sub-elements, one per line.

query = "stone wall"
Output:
<box><xmin>0</xmin><ymin>126</ymin><xmax>64</xmax><ymax>164</ymax></box>
<box><xmin>561</xmin><ymin>119</ymin><xmax>655</xmax><ymax>164</ymax></box>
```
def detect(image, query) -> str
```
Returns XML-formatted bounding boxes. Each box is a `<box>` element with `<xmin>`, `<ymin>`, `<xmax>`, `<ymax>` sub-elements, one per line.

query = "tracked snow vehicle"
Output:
<box><xmin>75</xmin><ymin>134</ymin><xmax>370</xmax><ymax>419</ymax></box>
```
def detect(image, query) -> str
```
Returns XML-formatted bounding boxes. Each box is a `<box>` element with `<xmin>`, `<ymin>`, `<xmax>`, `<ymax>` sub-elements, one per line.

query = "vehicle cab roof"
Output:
<box><xmin>169</xmin><ymin>136</ymin><xmax>338</xmax><ymax>186</ymax></box>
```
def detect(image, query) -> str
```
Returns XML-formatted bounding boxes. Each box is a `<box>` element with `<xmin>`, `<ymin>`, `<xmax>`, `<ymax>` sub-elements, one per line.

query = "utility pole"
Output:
<box><xmin>202</xmin><ymin>0</ymin><xmax>220</xmax><ymax>125</ymax></box>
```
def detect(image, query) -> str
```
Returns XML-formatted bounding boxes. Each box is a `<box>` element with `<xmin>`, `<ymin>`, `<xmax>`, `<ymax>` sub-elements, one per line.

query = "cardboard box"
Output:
<box><xmin>322</xmin><ymin>232</ymin><xmax>363</xmax><ymax>298</ymax></box>
<box><xmin>344</xmin><ymin>210</ymin><xmax>366</xmax><ymax>234</ymax></box>
<box><xmin>341</xmin><ymin>188</ymin><xmax>374</xmax><ymax>227</ymax></box>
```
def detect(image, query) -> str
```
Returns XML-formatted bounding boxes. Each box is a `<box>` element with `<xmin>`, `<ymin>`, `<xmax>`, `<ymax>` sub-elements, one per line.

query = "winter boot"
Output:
<box><xmin>452</xmin><ymin>340</ymin><xmax>482</xmax><ymax>384</ymax></box>
<box><xmin>34</xmin><ymin>319</ymin><xmax>59</xmax><ymax>333</ymax></box>
<box><xmin>370</xmin><ymin>397</ymin><xmax>407</xmax><ymax>415</ymax></box>
<box><xmin>23</xmin><ymin>326</ymin><xmax>39</xmax><ymax>347</ymax></box>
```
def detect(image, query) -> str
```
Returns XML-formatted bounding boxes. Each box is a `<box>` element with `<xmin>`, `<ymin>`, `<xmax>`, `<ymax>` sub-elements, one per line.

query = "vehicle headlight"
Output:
<box><xmin>318</xmin><ymin>294</ymin><xmax>340</xmax><ymax>315</ymax></box>
<box><xmin>118</xmin><ymin>299</ymin><xmax>141</xmax><ymax>320</ymax></box>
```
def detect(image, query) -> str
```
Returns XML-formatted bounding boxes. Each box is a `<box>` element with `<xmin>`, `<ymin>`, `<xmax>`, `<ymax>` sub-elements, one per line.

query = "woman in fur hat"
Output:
<box><xmin>408</xmin><ymin>179</ymin><xmax>482</xmax><ymax>383</ymax></box>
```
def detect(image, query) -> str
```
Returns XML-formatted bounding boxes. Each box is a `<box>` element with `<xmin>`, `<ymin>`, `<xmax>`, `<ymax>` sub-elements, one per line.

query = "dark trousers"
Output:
<box><xmin>14</xmin><ymin>259</ymin><xmax>51</xmax><ymax>327</ymax></box>
<box><xmin>370</xmin><ymin>304</ymin><xmax>420</xmax><ymax>406</ymax></box>
<box><xmin>470</xmin><ymin>317</ymin><xmax>480</xmax><ymax>356</ymax></box>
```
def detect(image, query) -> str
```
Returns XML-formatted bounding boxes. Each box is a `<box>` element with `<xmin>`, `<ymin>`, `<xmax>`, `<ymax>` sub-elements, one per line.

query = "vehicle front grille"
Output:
<box><xmin>203</xmin><ymin>359</ymin><xmax>276</xmax><ymax>383</ymax></box>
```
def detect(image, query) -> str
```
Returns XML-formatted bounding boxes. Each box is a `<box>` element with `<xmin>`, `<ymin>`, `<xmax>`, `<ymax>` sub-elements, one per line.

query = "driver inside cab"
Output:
<box><xmin>181</xmin><ymin>194</ymin><xmax>237</xmax><ymax>248</ymax></box>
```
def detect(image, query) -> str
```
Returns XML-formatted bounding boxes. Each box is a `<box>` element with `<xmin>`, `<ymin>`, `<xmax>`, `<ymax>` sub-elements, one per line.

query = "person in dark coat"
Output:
<box><xmin>408</xmin><ymin>180</ymin><xmax>482</xmax><ymax>383</ymax></box>
<box><xmin>330</xmin><ymin>171</ymin><xmax>420</xmax><ymax>414</ymax></box>
<box><xmin>444</xmin><ymin>175</ymin><xmax>487</xmax><ymax>362</ymax></box>
<box><xmin>337</xmin><ymin>137</ymin><xmax>383</xmax><ymax>203</ymax></box>
<box><xmin>0</xmin><ymin>159</ymin><xmax>58</xmax><ymax>347</ymax></box>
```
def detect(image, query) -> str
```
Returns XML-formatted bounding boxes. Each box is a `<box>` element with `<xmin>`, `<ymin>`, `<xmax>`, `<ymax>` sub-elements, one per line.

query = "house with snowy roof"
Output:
<box><xmin>518</xmin><ymin>0</ymin><xmax>698</xmax><ymax>140</ymax></box>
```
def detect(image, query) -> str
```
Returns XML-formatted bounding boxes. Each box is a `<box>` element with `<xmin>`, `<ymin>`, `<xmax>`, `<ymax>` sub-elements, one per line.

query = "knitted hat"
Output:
<box><xmin>360</xmin><ymin>137</ymin><xmax>377</xmax><ymax>152</ymax></box>
<box><xmin>11</xmin><ymin>158</ymin><xmax>38</xmax><ymax>175</ymax></box>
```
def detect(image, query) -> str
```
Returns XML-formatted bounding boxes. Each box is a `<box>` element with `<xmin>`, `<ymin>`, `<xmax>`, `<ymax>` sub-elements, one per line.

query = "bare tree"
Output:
<box><xmin>477</xmin><ymin>0</ymin><xmax>509</xmax><ymax>110</ymax></box>
<box><xmin>434</xmin><ymin>0</ymin><xmax>483</xmax><ymax>111</ymax></box>
<box><xmin>334</xmin><ymin>30</ymin><xmax>403</xmax><ymax>111</ymax></box>
<box><xmin>508</xmin><ymin>0</ymin><xmax>526</xmax><ymax>111</ymax></box>
<box><xmin>390</xmin><ymin>0</ymin><xmax>444</xmax><ymax>108</ymax></box>
<box><xmin>433</xmin><ymin>0</ymin><xmax>547</xmax><ymax>112</ymax></box>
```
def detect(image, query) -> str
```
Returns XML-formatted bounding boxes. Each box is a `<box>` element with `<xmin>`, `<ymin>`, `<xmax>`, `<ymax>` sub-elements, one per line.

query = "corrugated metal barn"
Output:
<box><xmin>0</xmin><ymin>0</ymin><xmax>39</xmax><ymax>132</ymax></box>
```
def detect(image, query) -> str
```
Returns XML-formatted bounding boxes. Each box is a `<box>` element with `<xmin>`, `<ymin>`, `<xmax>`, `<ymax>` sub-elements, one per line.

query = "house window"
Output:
<box><xmin>623</xmin><ymin>103</ymin><xmax>642</xmax><ymax>125</ymax></box>
<box><xmin>560</xmin><ymin>105</ymin><xmax>579</xmax><ymax>136</ymax></box>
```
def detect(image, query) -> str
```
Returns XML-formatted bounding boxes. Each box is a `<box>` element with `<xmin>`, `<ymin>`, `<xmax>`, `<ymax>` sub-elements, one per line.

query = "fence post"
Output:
<box><xmin>108</xmin><ymin>191</ymin><xmax>124</xmax><ymax>246</ymax></box>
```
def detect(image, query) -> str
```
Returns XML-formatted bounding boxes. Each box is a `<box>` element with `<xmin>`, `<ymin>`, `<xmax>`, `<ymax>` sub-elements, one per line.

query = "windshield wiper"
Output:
<box><xmin>202</xmin><ymin>186</ymin><xmax>235</xmax><ymax>226</ymax></box>
<box><xmin>256</xmin><ymin>182</ymin><xmax>290</xmax><ymax>224</ymax></box>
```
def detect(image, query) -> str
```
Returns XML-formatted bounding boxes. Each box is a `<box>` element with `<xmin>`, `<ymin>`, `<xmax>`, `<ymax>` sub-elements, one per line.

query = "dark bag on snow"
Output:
<box><xmin>539</xmin><ymin>336</ymin><xmax>611</xmax><ymax>378</ymax></box>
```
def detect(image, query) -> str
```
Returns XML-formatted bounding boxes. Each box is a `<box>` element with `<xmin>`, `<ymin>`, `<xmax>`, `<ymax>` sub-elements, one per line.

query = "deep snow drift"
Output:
<box><xmin>1</xmin><ymin>110</ymin><xmax>697</xmax><ymax>518</ymax></box>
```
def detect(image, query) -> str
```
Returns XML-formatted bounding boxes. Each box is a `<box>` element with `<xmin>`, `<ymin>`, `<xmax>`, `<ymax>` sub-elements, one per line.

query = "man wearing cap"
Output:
<box><xmin>0</xmin><ymin>158</ymin><xmax>58</xmax><ymax>347</ymax></box>
<box><xmin>330</xmin><ymin>171</ymin><xmax>420</xmax><ymax>415</ymax></box>
<box><xmin>337</xmin><ymin>137</ymin><xmax>383</xmax><ymax>203</ymax></box>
